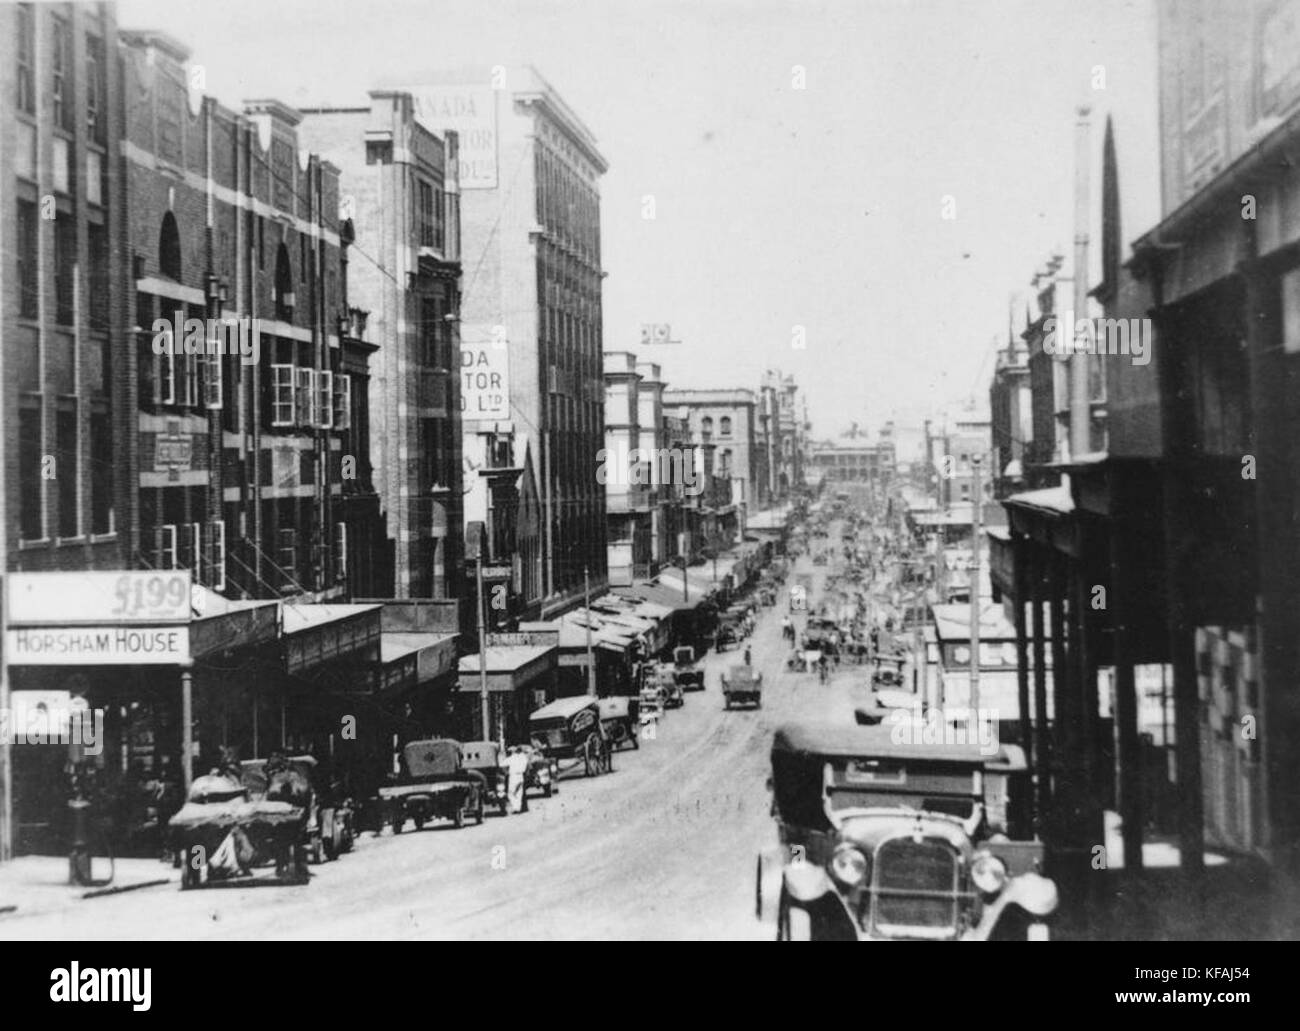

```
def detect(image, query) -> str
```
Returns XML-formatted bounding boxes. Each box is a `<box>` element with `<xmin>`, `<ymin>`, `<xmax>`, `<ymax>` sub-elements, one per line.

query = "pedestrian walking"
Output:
<box><xmin>744</xmin><ymin>645</ymin><xmax>752</xmax><ymax>667</ymax></box>
<box><xmin>505</xmin><ymin>746</ymin><xmax>530</xmax><ymax>814</ymax></box>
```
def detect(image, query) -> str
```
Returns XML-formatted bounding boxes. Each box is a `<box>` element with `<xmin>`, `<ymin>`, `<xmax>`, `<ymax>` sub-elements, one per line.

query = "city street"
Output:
<box><xmin>2</xmin><ymin>551</ymin><xmax>857</xmax><ymax>941</ymax></box>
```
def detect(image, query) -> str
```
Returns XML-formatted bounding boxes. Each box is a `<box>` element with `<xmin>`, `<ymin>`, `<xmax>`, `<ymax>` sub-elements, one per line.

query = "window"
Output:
<box><xmin>52</xmin><ymin>15</ymin><xmax>74</xmax><ymax>132</ymax></box>
<box><xmin>55</xmin><ymin>215</ymin><xmax>76</xmax><ymax>325</ymax></box>
<box><xmin>417</xmin><ymin>179</ymin><xmax>437</xmax><ymax>249</ymax></box>
<box><xmin>86</xmin><ymin>34</ymin><xmax>106</xmax><ymax>143</ymax></box>
<box><xmin>154</xmin><ymin>524</ymin><xmax>177</xmax><ymax>570</ymax></box>
<box><xmin>201</xmin><ymin>349</ymin><xmax>223</xmax><ymax>410</ymax></box>
<box><xmin>296</xmin><ymin>368</ymin><xmax>316</xmax><ymax>427</ymax></box>
<box><xmin>719</xmin><ymin>416</ymin><xmax>732</xmax><ymax>437</ymax></box>
<box><xmin>316</xmin><ymin>370</ymin><xmax>333</xmax><ymax>429</ymax></box>
<box><xmin>270</xmin><ymin>364</ymin><xmax>296</xmax><ymax>426</ymax></box>
<box><xmin>700</xmin><ymin>416</ymin><xmax>713</xmax><ymax>440</ymax></box>
<box><xmin>180</xmin><ymin>352</ymin><xmax>198</xmax><ymax>407</ymax></box>
<box><xmin>16</xmin><ymin>4</ymin><xmax>34</xmax><ymax>114</ymax></box>
<box><xmin>56</xmin><ymin>403</ymin><xmax>78</xmax><ymax>537</ymax></box>
<box><xmin>158</xmin><ymin>81</ymin><xmax>184</xmax><ymax>165</ymax></box>
<box><xmin>159</xmin><ymin>213</ymin><xmax>182</xmax><ymax>280</ymax></box>
<box><xmin>87</xmin><ymin>223</ymin><xmax>109</xmax><ymax>330</ymax></box>
<box><xmin>333</xmin><ymin>374</ymin><xmax>352</xmax><ymax>430</ymax></box>
<box><xmin>334</xmin><ymin>522</ymin><xmax>348</xmax><ymax>583</ymax></box>
<box><xmin>19</xmin><ymin>398</ymin><xmax>43</xmax><ymax>540</ymax></box>
<box><xmin>17</xmin><ymin>199</ymin><xmax>38</xmax><ymax>318</ymax></box>
<box><xmin>208</xmin><ymin>520</ymin><xmax>227</xmax><ymax>590</ymax></box>
<box><xmin>274</xmin><ymin>245</ymin><xmax>294</xmax><ymax>320</ymax></box>
<box><xmin>276</xmin><ymin>528</ymin><xmax>298</xmax><ymax>589</ymax></box>
<box><xmin>90</xmin><ymin>405</ymin><xmax>113</xmax><ymax>535</ymax></box>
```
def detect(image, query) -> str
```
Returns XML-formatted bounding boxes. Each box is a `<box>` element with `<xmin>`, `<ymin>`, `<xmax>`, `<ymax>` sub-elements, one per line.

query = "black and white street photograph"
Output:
<box><xmin>0</xmin><ymin>0</ymin><xmax>1293</xmax><ymax>962</ymax></box>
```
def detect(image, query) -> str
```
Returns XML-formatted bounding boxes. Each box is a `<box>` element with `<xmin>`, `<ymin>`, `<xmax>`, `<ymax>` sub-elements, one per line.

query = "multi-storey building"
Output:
<box><xmin>989</xmin><ymin>326</ymin><xmax>1031</xmax><ymax>500</ymax></box>
<box><xmin>758</xmin><ymin>369</ymin><xmax>805</xmax><ymax>503</ymax></box>
<box><xmin>122</xmin><ymin>32</ymin><xmax>382</xmax><ymax>602</ymax></box>
<box><xmin>662</xmin><ymin>388</ymin><xmax>760</xmax><ymax>522</ymax></box>
<box><xmin>3</xmin><ymin>1</ymin><xmax>131</xmax><ymax>573</ymax></box>
<box><xmin>299</xmin><ymin>91</ymin><xmax>465</xmax><ymax>601</ymax></box>
<box><xmin>408</xmin><ymin>68</ymin><xmax>608</xmax><ymax>619</ymax></box>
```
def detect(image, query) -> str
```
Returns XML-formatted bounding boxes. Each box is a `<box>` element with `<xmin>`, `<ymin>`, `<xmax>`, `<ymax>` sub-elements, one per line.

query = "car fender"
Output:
<box><xmin>783</xmin><ymin>858</ymin><xmax>833</xmax><ymax>904</ymax></box>
<box><xmin>964</xmin><ymin>872</ymin><xmax>1059</xmax><ymax>940</ymax></box>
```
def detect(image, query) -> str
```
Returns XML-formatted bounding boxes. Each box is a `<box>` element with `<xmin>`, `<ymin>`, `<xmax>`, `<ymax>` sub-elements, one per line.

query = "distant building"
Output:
<box><xmin>407</xmin><ymin>68</ymin><xmax>608</xmax><ymax>619</ymax></box>
<box><xmin>299</xmin><ymin>90</ymin><xmax>466</xmax><ymax>601</ymax></box>
<box><xmin>662</xmin><ymin>388</ymin><xmax>760</xmax><ymax>523</ymax></box>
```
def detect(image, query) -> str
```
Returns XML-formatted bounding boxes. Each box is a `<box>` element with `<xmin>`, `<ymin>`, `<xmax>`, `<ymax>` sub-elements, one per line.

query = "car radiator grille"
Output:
<box><xmin>866</xmin><ymin>837</ymin><xmax>967</xmax><ymax>939</ymax></box>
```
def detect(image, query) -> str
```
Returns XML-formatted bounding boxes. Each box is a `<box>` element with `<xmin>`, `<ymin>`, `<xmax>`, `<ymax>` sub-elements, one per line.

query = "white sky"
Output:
<box><xmin>119</xmin><ymin>0</ymin><xmax>1162</xmax><ymax>442</ymax></box>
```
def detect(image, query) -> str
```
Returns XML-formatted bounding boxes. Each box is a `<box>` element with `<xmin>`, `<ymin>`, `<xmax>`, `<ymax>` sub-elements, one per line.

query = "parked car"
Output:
<box><xmin>460</xmin><ymin>740</ymin><xmax>519</xmax><ymax>816</ymax></box>
<box><xmin>756</xmin><ymin>721</ymin><xmax>1056</xmax><ymax>941</ymax></box>
<box><xmin>672</xmin><ymin>646</ymin><xmax>706</xmax><ymax>691</ymax></box>
<box><xmin>519</xmin><ymin>743</ymin><xmax>557</xmax><ymax>798</ymax></box>
<box><xmin>379</xmin><ymin>740</ymin><xmax>485</xmax><ymax>832</ymax></box>
<box><xmin>598</xmin><ymin>695</ymin><xmax>641</xmax><ymax>751</ymax></box>
<box><xmin>529</xmin><ymin>696</ymin><xmax>613</xmax><ymax>778</ymax></box>
<box><xmin>721</xmin><ymin>665</ymin><xmax>763</xmax><ymax>710</ymax></box>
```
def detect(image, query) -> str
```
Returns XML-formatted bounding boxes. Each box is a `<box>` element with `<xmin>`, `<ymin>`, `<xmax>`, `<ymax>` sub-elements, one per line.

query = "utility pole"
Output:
<box><xmin>584</xmin><ymin>565</ymin><xmax>596</xmax><ymax>696</ymax></box>
<box><xmin>1070</xmin><ymin>105</ymin><xmax>1092</xmax><ymax>459</ymax></box>
<box><xmin>682</xmin><ymin>524</ymin><xmax>690</xmax><ymax>604</ymax></box>
<box><xmin>474</xmin><ymin>532</ymin><xmax>491</xmax><ymax>741</ymax></box>
<box><xmin>969</xmin><ymin>454</ymin><xmax>982</xmax><ymax>716</ymax></box>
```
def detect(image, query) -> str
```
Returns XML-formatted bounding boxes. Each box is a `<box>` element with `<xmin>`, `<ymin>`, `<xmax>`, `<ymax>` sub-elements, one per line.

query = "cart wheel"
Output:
<box><xmin>392</xmin><ymin>813</ymin><xmax>404</xmax><ymax>835</ymax></box>
<box><xmin>413</xmin><ymin>814</ymin><xmax>425</xmax><ymax>831</ymax></box>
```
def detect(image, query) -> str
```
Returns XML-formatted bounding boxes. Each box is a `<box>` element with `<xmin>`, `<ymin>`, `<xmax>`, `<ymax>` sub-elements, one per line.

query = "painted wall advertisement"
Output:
<box><xmin>407</xmin><ymin>84</ymin><xmax>499</xmax><ymax>189</ymax></box>
<box><xmin>460</xmin><ymin>325</ymin><xmax>510</xmax><ymax>422</ymax></box>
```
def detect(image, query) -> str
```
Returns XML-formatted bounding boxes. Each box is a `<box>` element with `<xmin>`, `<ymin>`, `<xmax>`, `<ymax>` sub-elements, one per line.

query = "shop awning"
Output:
<box><xmin>281</xmin><ymin>603</ymin><xmax>383</xmax><ymax>675</ymax></box>
<box><xmin>190</xmin><ymin>587</ymin><xmax>279</xmax><ymax>658</ymax></box>
<box><xmin>377</xmin><ymin>632</ymin><xmax>458</xmax><ymax>692</ymax></box>
<box><xmin>458</xmin><ymin>644</ymin><xmax>557</xmax><ymax>693</ymax></box>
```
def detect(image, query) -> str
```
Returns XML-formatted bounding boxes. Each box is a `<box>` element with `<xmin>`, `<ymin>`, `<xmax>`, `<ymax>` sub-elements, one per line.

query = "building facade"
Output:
<box><xmin>663</xmin><ymin>388</ymin><xmax>760</xmax><ymax>521</ymax></box>
<box><xmin>3</xmin><ymin>1</ymin><xmax>132</xmax><ymax>574</ymax></box>
<box><xmin>299</xmin><ymin>91</ymin><xmax>465</xmax><ymax>602</ymax></box>
<box><xmin>407</xmin><ymin>68</ymin><xmax>608</xmax><ymax>619</ymax></box>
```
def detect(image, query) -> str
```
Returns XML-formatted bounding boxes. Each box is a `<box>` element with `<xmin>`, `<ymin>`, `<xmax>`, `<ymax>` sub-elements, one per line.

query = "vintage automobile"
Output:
<box><xmin>519</xmin><ymin>743</ymin><xmax>558</xmax><ymax>798</ymax></box>
<box><xmin>715</xmin><ymin>621</ymin><xmax>741</xmax><ymax>652</ymax></box>
<box><xmin>672</xmin><ymin>645</ymin><xmax>706</xmax><ymax>691</ymax></box>
<box><xmin>460</xmin><ymin>740</ymin><xmax>520</xmax><ymax>816</ymax></box>
<box><xmin>239</xmin><ymin>755</ymin><xmax>355</xmax><ymax>864</ymax></box>
<box><xmin>379</xmin><ymin>739</ymin><xmax>486</xmax><ymax>832</ymax></box>
<box><xmin>721</xmin><ymin>665</ymin><xmax>763</xmax><ymax>709</ymax></box>
<box><xmin>598</xmin><ymin>695</ymin><xmax>641</xmax><ymax>751</ymax></box>
<box><xmin>638</xmin><ymin>678</ymin><xmax>666</xmax><ymax>723</ymax></box>
<box><xmin>529</xmin><ymin>696</ymin><xmax>613</xmax><ymax>778</ymax></box>
<box><xmin>756</xmin><ymin>721</ymin><xmax>1056</xmax><ymax>941</ymax></box>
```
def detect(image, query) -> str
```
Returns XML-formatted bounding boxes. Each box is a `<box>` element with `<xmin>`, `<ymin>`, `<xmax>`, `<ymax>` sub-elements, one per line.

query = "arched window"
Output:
<box><xmin>274</xmin><ymin>243</ymin><xmax>294</xmax><ymax>320</ymax></box>
<box><xmin>719</xmin><ymin>416</ymin><xmax>732</xmax><ymax>437</ymax></box>
<box><xmin>700</xmin><ymin>416</ymin><xmax>713</xmax><ymax>440</ymax></box>
<box><xmin>158</xmin><ymin>212</ymin><xmax>181</xmax><ymax>280</ymax></box>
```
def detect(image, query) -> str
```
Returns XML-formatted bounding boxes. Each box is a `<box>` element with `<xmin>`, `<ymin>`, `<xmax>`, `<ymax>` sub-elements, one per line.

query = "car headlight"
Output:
<box><xmin>971</xmin><ymin>851</ymin><xmax>1008</xmax><ymax>894</ymax></box>
<box><xmin>830</xmin><ymin>844</ymin><xmax>869</xmax><ymax>887</ymax></box>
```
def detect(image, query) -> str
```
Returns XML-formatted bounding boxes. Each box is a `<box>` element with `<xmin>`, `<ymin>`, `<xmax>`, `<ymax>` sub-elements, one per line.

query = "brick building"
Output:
<box><xmin>2</xmin><ymin>1</ymin><xmax>131</xmax><ymax>572</ymax></box>
<box><xmin>299</xmin><ymin>91</ymin><xmax>465</xmax><ymax>602</ymax></box>
<box><xmin>121</xmin><ymin>31</ymin><xmax>383</xmax><ymax>602</ymax></box>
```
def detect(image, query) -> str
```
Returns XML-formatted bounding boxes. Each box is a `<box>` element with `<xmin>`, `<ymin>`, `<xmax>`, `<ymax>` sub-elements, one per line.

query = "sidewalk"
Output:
<box><xmin>0</xmin><ymin>854</ymin><xmax>178</xmax><ymax>922</ymax></box>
